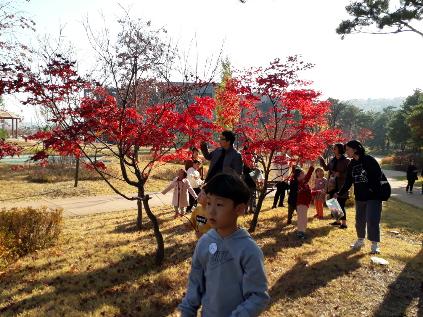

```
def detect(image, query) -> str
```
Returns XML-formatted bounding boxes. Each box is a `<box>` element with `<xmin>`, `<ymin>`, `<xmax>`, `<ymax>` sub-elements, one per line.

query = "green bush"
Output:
<box><xmin>0</xmin><ymin>128</ymin><xmax>9</xmax><ymax>139</ymax></box>
<box><xmin>0</xmin><ymin>207</ymin><xmax>63</xmax><ymax>267</ymax></box>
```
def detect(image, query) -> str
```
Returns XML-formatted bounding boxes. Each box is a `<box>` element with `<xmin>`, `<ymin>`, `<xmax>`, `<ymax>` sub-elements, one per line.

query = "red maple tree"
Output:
<box><xmin>4</xmin><ymin>53</ymin><xmax>218</xmax><ymax>264</ymax></box>
<box><xmin>225</xmin><ymin>56</ymin><xmax>342</xmax><ymax>231</ymax></box>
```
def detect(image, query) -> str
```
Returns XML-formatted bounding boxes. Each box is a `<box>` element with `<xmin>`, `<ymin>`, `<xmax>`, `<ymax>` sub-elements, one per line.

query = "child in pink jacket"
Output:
<box><xmin>162</xmin><ymin>169</ymin><xmax>198</xmax><ymax>218</ymax></box>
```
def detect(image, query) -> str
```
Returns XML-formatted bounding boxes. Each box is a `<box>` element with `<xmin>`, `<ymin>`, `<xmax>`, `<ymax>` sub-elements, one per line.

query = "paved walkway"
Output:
<box><xmin>2</xmin><ymin>168</ymin><xmax>421</xmax><ymax>217</ymax></box>
<box><xmin>383</xmin><ymin>169</ymin><xmax>422</xmax><ymax>209</ymax></box>
<box><xmin>1</xmin><ymin>192</ymin><xmax>174</xmax><ymax>217</ymax></box>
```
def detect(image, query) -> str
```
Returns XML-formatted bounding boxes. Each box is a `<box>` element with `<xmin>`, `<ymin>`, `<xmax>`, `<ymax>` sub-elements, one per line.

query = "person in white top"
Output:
<box><xmin>186</xmin><ymin>160</ymin><xmax>204</xmax><ymax>212</ymax></box>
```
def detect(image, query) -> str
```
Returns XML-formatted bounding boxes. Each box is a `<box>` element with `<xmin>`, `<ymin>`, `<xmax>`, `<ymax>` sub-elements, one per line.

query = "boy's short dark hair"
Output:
<box><xmin>204</xmin><ymin>173</ymin><xmax>250</xmax><ymax>205</ymax></box>
<box><xmin>221</xmin><ymin>131</ymin><xmax>236</xmax><ymax>146</ymax></box>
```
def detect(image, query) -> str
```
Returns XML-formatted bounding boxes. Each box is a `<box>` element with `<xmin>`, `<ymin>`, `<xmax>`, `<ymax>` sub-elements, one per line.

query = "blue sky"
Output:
<box><xmin>6</xmin><ymin>0</ymin><xmax>423</xmax><ymax>122</ymax></box>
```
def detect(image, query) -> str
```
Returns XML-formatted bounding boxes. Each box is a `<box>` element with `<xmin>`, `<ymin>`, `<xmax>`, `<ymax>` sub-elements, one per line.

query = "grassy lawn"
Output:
<box><xmin>0</xmin><ymin>161</ymin><xmax>182</xmax><ymax>202</ymax></box>
<box><xmin>0</xmin><ymin>198</ymin><xmax>422</xmax><ymax>316</ymax></box>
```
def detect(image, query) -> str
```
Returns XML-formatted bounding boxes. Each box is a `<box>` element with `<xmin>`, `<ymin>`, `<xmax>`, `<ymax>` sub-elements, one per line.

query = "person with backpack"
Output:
<box><xmin>335</xmin><ymin>140</ymin><xmax>384</xmax><ymax>254</ymax></box>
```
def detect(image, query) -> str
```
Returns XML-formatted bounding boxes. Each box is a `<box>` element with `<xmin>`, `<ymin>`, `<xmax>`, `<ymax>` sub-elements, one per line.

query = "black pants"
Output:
<box><xmin>273</xmin><ymin>181</ymin><xmax>288</xmax><ymax>207</ymax></box>
<box><xmin>406</xmin><ymin>180</ymin><xmax>415</xmax><ymax>192</ymax></box>
<box><xmin>187</xmin><ymin>187</ymin><xmax>201</xmax><ymax>212</ymax></box>
<box><xmin>248</xmin><ymin>187</ymin><xmax>257</xmax><ymax>214</ymax></box>
<box><xmin>338</xmin><ymin>197</ymin><xmax>347</xmax><ymax>221</ymax></box>
<box><xmin>329</xmin><ymin>193</ymin><xmax>347</xmax><ymax>221</ymax></box>
<box><xmin>287</xmin><ymin>204</ymin><xmax>296</xmax><ymax>222</ymax></box>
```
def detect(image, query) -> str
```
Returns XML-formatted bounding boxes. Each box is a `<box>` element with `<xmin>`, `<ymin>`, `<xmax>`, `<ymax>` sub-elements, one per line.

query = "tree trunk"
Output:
<box><xmin>137</xmin><ymin>186</ymin><xmax>143</xmax><ymax>229</ymax></box>
<box><xmin>74</xmin><ymin>157</ymin><xmax>80</xmax><ymax>188</ymax></box>
<box><xmin>248</xmin><ymin>189</ymin><xmax>266</xmax><ymax>232</ymax></box>
<box><xmin>143</xmin><ymin>195</ymin><xmax>164</xmax><ymax>265</ymax></box>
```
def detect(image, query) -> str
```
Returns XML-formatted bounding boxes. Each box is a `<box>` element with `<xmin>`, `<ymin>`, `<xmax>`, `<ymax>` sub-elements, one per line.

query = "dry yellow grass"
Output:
<box><xmin>0</xmin><ymin>198</ymin><xmax>421</xmax><ymax>316</ymax></box>
<box><xmin>0</xmin><ymin>161</ymin><xmax>181</xmax><ymax>202</ymax></box>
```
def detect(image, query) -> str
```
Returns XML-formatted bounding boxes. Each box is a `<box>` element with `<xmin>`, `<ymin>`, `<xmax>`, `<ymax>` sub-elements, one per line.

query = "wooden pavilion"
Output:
<box><xmin>0</xmin><ymin>110</ymin><xmax>21</xmax><ymax>139</ymax></box>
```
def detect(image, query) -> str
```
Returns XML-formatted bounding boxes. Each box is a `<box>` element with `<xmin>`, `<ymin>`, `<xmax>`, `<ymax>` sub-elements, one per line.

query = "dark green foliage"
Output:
<box><xmin>337</xmin><ymin>0</ymin><xmax>423</xmax><ymax>37</ymax></box>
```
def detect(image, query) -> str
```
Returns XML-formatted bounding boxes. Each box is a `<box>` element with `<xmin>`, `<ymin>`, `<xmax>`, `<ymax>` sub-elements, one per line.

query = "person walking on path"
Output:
<box><xmin>162</xmin><ymin>169</ymin><xmax>198</xmax><ymax>218</ymax></box>
<box><xmin>336</xmin><ymin>140</ymin><xmax>383</xmax><ymax>254</ymax></box>
<box><xmin>319</xmin><ymin>143</ymin><xmax>350</xmax><ymax>229</ymax></box>
<box><xmin>201</xmin><ymin>130</ymin><xmax>243</xmax><ymax>182</ymax></box>
<box><xmin>406</xmin><ymin>159</ymin><xmax>418</xmax><ymax>194</ymax></box>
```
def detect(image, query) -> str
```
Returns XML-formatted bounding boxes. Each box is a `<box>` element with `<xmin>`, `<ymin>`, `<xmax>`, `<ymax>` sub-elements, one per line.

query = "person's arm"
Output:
<box><xmin>178</xmin><ymin>243</ymin><xmax>205</xmax><ymax>317</ymax></box>
<box><xmin>187</xmin><ymin>181</ymin><xmax>198</xmax><ymax>200</ymax></box>
<box><xmin>365</xmin><ymin>156</ymin><xmax>382</xmax><ymax>195</ymax></box>
<box><xmin>304</xmin><ymin>166</ymin><xmax>315</xmax><ymax>184</ymax></box>
<box><xmin>319</xmin><ymin>156</ymin><xmax>329</xmax><ymax>171</ymax></box>
<box><xmin>230</xmin><ymin>247</ymin><xmax>270</xmax><ymax>317</ymax></box>
<box><xmin>200</xmin><ymin>142</ymin><xmax>213</xmax><ymax>161</ymax></box>
<box><xmin>233</xmin><ymin>152</ymin><xmax>244</xmax><ymax>176</ymax></box>
<box><xmin>337</xmin><ymin>163</ymin><xmax>353</xmax><ymax>197</ymax></box>
<box><xmin>161</xmin><ymin>180</ymin><xmax>175</xmax><ymax>195</ymax></box>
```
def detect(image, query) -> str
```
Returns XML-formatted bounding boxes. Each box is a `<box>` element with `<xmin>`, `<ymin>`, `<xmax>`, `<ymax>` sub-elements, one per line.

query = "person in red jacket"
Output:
<box><xmin>293</xmin><ymin>164</ymin><xmax>315</xmax><ymax>239</ymax></box>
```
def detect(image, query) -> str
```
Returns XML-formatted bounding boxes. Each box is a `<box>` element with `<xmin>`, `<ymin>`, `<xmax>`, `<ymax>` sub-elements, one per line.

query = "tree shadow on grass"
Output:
<box><xmin>0</xmin><ymin>239</ymin><xmax>196</xmax><ymax>316</ymax></box>
<box><xmin>268</xmin><ymin>249</ymin><xmax>364</xmax><ymax>308</ymax></box>
<box><xmin>251</xmin><ymin>214</ymin><xmax>333</xmax><ymax>258</ymax></box>
<box><xmin>373</xmin><ymin>248</ymin><xmax>423</xmax><ymax>317</ymax></box>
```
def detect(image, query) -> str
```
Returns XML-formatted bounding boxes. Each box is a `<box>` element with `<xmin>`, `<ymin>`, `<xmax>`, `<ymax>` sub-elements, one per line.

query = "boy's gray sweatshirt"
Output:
<box><xmin>179</xmin><ymin>228</ymin><xmax>270</xmax><ymax>317</ymax></box>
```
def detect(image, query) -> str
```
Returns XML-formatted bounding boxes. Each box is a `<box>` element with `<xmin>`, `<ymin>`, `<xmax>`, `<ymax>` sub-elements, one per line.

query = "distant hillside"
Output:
<box><xmin>346</xmin><ymin>97</ymin><xmax>405</xmax><ymax>112</ymax></box>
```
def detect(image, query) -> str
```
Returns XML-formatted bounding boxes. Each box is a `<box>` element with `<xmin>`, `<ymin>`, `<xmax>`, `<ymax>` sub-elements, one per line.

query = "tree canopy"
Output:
<box><xmin>337</xmin><ymin>0</ymin><xmax>423</xmax><ymax>38</ymax></box>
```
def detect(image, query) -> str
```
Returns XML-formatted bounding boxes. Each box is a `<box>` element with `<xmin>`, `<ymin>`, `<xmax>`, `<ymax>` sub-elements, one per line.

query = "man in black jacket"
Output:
<box><xmin>201</xmin><ymin>131</ymin><xmax>243</xmax><ymax>182</ymax></box>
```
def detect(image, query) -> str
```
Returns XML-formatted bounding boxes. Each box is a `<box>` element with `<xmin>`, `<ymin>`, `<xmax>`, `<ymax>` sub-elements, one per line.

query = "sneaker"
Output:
<box><xmin>370</xmin><ymin>242</ymin><xmax>380</xmax><ymax>254</ymax></box>
<box><xmin>339</xmin><ymin>224</ymin><xmax>348</xmax><ymax>229</ymax></box>
<box><xmin>350</xmin><ymin>239</ymin><xmax>365</xmax><ymax>250</ymax></box>
<box><xmin>330</xmin><ymin>221</ymin><xmax>341</xmax><ymax>226</ymax></box>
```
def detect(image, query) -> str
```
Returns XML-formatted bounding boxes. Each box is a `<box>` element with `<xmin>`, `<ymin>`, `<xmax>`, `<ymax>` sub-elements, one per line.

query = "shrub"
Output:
<box><xmin>0</xmin><ymin>207</ymin><xmax>63</xmax><ymax>267</ymax></box>
<box><xmin>381</xmin><ymin>156</ymin><xmax>394</xmax><ymax>165</ymax></box>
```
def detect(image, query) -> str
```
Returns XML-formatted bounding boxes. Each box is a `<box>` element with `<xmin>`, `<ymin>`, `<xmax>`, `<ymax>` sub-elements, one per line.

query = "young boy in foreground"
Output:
<box><xmin>179</xmin><ymin>173</ymin><xmax>270</xmax><ymax>317</ymax></box>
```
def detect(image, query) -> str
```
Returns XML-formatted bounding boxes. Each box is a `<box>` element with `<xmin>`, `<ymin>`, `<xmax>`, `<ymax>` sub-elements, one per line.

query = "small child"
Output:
<box><xmin>190</xmin><ymin>190</ymin><xmax>211</xmax><ymax>239</ymax></box>
<box><xmin>162</xmin><ymin>169</ymin><xmax>198</xmax><ymax>218</ymax></box>
<box><xmin>312</xmin><ymin>167</ymin><xmax>327</xmax><ymax>220</ymax></box>
<box><xmin>287</xmin><ymin>165</ymin><xmax>314</xmax><ymax>239</ymax></box>
<box><xmin>186</xmin><ymin>160</ymin><xmax>204</xmax><ymax>213</ymax></box>
<box><xmin>179</xmin><ymin>173</ymin><xmax>270</xmax><ymax>316</ymax></box>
